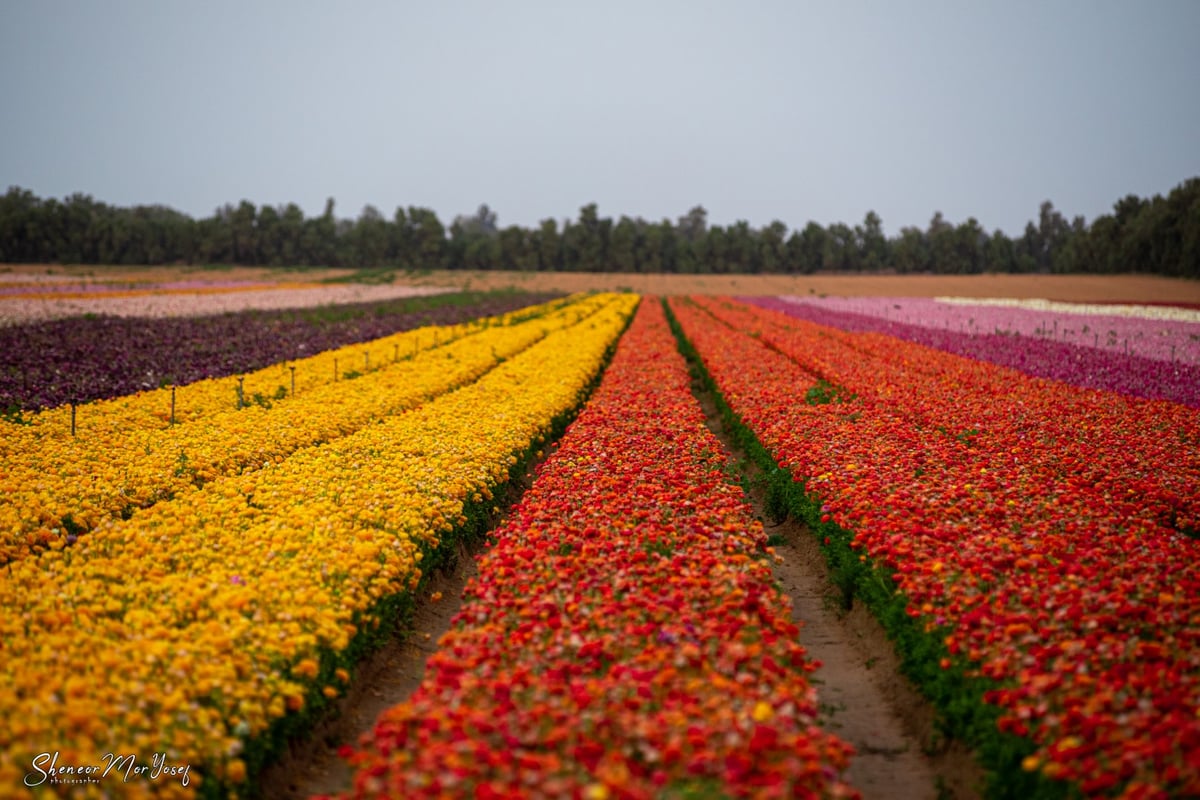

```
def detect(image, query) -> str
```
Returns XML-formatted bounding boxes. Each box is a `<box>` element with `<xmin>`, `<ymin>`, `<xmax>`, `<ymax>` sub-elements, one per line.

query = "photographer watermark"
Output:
<box><xmin>25</xmin><ymin>751</ymin><xmax>192</xmax><ymax>789</ymax></box>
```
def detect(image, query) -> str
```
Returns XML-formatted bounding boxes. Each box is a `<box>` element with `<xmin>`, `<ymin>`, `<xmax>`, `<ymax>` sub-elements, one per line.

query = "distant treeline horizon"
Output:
<box><xmin>1</xmin><ymin>179</ymin><xmax>1197</xmax><ymax>278</ymax></box>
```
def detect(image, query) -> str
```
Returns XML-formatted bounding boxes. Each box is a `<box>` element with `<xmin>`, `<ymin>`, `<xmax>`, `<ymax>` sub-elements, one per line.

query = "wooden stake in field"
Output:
<box><xmin>70</xmin><ymin>402</ymin><xmax>76</xmax><ymax>437</ymax></box>
<box><xmin>236</xmin><ymin>376</ymin><xmax>245</xmax><ymax>409</ymax></box>
<box><xmin>334</xmin><ymin>358</ymin><xmax>339</xmax><ymax>382</ymax></box>
<box><xmin>290</xmin><ymin>366</ymin><xmax>296</xmax><ymax>396</ymax></box>
<box><xmin>170</xmin><ymin>385</ymin><xmax>176</xmax><ymax>426</ymax></box>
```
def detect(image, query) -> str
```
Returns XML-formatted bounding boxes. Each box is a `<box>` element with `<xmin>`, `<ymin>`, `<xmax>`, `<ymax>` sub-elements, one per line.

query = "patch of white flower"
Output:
<box><xmin>934</xmin><ymin>296</ymin><xmax>1200</xmax><ymax>324</ymax></box>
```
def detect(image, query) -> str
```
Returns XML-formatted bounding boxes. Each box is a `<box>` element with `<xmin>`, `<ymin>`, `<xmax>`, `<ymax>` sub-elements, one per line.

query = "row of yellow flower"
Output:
<box><xmin>0</xmin><ymin>292</ymin><xmax>639</xmax><ymax>799</ymax></box>
<box><xmin>0</xmin><ymin>296</ymin><xmax>603</xmax><ymax>566</ymax></box>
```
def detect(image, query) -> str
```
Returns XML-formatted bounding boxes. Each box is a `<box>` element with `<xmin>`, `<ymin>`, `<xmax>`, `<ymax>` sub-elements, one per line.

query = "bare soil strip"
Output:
<box><xmin>763</xmin><ymin>518</ymin><xmax>985</xmax><ymax>799</ymax></box>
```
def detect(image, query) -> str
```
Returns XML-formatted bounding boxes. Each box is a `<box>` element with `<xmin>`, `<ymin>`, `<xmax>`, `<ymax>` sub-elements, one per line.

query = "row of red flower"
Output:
<box><xmin>326</xmin><ymin>299</ymin><xmax>858</xmax><ymax>800</ymax></box>
<box><xmin>668</xmin><ymin>296</ymin><xmax>1199</xmax><ymax>799</ymax></box>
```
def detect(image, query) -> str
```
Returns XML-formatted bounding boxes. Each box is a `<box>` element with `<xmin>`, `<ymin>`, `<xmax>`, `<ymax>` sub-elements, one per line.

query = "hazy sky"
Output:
<box><xmin>2</xmin><ymin>1</ymin><xmax>1197</xmax><ymax>237</ymax></box>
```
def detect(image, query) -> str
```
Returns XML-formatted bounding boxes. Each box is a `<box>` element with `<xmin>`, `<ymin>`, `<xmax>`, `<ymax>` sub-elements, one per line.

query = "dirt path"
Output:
<box><xmin>765</xmin><ymin>519</ymin><xmax>983</xmax><ymax>798</ymax></box>
<box><xmin>773</xmin><ymin>533</ymin><xmax>945</xmax><ymax>799</ymax></box>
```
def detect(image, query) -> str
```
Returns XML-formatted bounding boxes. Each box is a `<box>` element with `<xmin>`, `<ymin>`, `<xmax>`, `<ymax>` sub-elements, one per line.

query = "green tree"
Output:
<box><xmin>498</xmin><ymin>225</ymin><xmax>536</xmax><ymax>270</ymax></box>
<box><xmin>256</xmin><ymin>205</ymin><xmax>282</xmax><ymax>266</ymax></box>
<box><xmin>982</xmin><ymin>230</ymin><xmax>1015</xmax><ymax>273</ymax></box>
<box><xmin>824</xmin><ymin>222</ymin><xmax>856</xmax><ymax>271</ymax></box>
<box><xmin>857</xmin><ymin>211</ymin><xmax>888</xmax><ymax>271</ymax></box>
<box><xmin>277</xmin><ymin>203</ymin><xmax>305</xmax><ymax>266</ymax></box>
<box><xmin>793</xmin><ymin>222</ymin><xmax>828</xmax><ymax>274</ymax></box>
<box><xmin>407</xmin><ymin>206</ymin><xmax>446</xmax><ymax>270</ymax></box>
<box><xmin>609</xmin><ymin>216</ymin><xmax>638</xmax><ymax>272</ymax></box>
<box><xmin>673</xmin><ymin>205</ymin><xmax>707</xmax><ymax>273</ymax></box>
<box><xmin>927</xmin><ymin>212</ymin><xmax>956</xmax><ymax>272</ymax></box>
<box><xmin>563</xmin><ymin>203</ymin><xmax>607</xmax><ymax>271</ymax></box>
<box><xmin>537</xmin><ymin>218</ymin><xmax>560</xmax><ymax>271</ymax></box>
<box><xmin>352</xmin><ymin>204</ymin><xmax>389</xmax><ymax>267</ymax></box>
<box><xmin>892</xmin><ymin>227</ymin><xmax>929</xmax><ymax>274</ymax></box>
<box><xmin>230</xmin><ymin>200</ymin><xmax>258</xmax><ymax>265</ymax></box>
<box><xmin>634</xmin><ymin>220</ymin><xmax>663</xmax><ymax>273</ymax></box>
<box><xmin>389</xmin><ymin>206</ymin><xmax>411</xmax><ymax>266</ymax></box>
<box><xmin>759</xmin><ymin>220</ymin><xmax>787</xmax><ymax>273</ymax></box>
<box><xmin>954</xmin><ymin>217</ymin><xmax>985</xmax><ymax>273</ymax></box>
<box><xmin>725</xmin><ymin>220</ymin><xmax>759</xmax><ymax>273</ymax></box>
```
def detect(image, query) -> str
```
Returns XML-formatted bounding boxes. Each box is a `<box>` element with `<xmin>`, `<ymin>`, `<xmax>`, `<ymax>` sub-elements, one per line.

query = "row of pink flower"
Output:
<box><xmin>327</xmin><ymin>299</ymin><xmax>856</xmax><ymax>800</ymax></box>
<box><xmin>746</xmin><ymin>296</ymin><xmax>1200</xmax><ymax>408</ymax></box>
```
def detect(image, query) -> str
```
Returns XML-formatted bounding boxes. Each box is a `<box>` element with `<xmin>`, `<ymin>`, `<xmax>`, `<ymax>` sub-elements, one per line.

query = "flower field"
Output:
<box><xmin>668</xmin><ymin>295</ymin><xmax>1199</xmax><ymax>798</ymax></box>
<box><xmin>3</xmin><ymin>280</ymin><xmax>1198</xmax><ymax>799</ymax></box>
<box><xmin>329</xmin><ymin>299</ymin><xmax>855</xmax><ymax>800</ymax></box>
<box><xmin>0</xmin><ymin>291</ymin><xmax>636</xmax><ymax>798</ymax></box>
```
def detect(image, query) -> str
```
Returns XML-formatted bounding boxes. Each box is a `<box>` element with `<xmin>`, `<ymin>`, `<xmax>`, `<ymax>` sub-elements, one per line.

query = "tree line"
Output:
<box><xmin>1</xmin><ymin>178</ymin><xmax>1196</xmax><ymax>278</ymax></box>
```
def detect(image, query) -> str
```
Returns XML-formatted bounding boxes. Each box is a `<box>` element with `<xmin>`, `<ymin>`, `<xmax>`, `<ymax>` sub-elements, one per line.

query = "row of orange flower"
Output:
<box><xmin>0</xmin><ymin>293</ymin><xmax>638</xmax><ymax>799</ymax></box>
<box><xmin>0</xmin><ymin>296</ymin><xmax>594</xmax><ymax>566</ymax></box>
<box><xmin>669</xmin><ymin>296</ymin><xmax>1199</xmax><ymax>798</ymax></box>
<box><xmin>327</xmin><ymin>299</ymin><xmax>857</xmax><ymax>800</ymax></box>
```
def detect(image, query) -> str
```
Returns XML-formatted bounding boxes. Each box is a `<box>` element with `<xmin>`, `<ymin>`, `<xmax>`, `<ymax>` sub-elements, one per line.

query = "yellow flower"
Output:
<box><xmin>293</xmin><ymin>658</ymin><xmax>320</xmax><ymax>680</ymax></box>
<box><xmin>226</xmin><ymin>758</ymin><xmax>247</xmax><ymax>783</ymax></box>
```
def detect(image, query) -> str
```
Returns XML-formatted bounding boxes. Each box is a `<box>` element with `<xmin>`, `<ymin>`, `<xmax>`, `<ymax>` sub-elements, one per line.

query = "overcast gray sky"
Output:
<box><xmin>2</xmin><ymin>0</ymin><xmax>1197</xmax><ymax>236</ymax></box>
